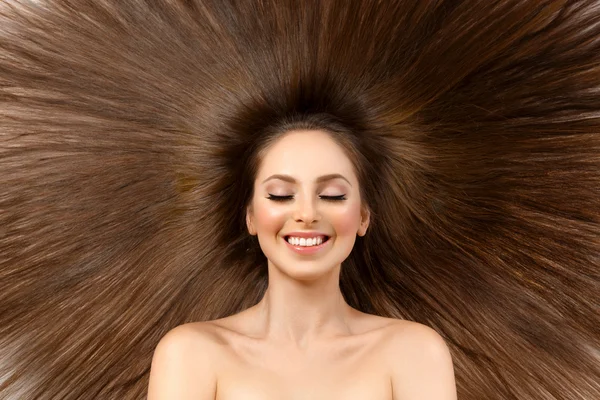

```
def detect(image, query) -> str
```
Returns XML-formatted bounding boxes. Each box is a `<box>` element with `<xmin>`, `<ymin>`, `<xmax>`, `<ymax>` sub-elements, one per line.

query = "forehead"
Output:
<box><xmin>257</xmin><ymin>130</ymin><xmax>357</xmax><ymax>182</ymax></box>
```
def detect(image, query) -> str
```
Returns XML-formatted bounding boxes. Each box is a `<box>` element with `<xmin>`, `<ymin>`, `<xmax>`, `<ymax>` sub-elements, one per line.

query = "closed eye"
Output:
<box><xmin>267</xmin><ymin>194</ymin><xmax>294</xmax><ymax>202</ymax></box>
<box><xmin>267</xmin><ymin>194</ymin><xmax>347</xmax><ymax>202</ymax></box>
<box><xmin>320</xmin><ymin>195</ymin><xmax>347</xmax><ymax>201</ymax></box>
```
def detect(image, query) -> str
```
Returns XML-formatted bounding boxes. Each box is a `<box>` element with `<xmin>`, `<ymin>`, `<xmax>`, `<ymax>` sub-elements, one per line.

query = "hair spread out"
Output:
<box><xmin>1</xmin><ymin>0</ymin><xmax>599</xmax><ymax>399</ymax></box>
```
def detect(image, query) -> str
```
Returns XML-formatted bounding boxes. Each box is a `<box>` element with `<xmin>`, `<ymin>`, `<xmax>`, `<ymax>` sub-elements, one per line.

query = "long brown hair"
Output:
<box><xmin>1</xmin><ymin>0</ymin><xmax>599</xmax><ymax>399</ymax></box>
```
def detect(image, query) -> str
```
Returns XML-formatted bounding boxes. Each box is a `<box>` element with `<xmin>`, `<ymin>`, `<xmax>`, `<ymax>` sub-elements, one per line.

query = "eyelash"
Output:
<box><xmin>267</xmin><ymin>195</ymin><xmax>347</xmax><ymax>202</ymax></box>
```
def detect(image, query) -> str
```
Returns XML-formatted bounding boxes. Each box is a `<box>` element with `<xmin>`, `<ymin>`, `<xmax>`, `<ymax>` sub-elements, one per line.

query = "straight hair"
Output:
<box><xmin>1</xmin><ymin>0</ymin><xmax>599</xmax><ymax>399</ymax></box>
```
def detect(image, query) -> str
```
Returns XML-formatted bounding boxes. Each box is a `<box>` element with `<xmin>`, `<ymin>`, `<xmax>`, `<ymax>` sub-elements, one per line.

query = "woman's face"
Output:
<box><xmin>247</xmin><ymin>129</ymin><xmax>370</xmax><ymax>280</ymax></box>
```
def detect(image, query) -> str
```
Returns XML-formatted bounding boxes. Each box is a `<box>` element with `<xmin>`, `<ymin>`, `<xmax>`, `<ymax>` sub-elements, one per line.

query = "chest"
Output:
<box><xmin>214</xmin><ymin>340</ymin><xmax>393</xmax><ymax>400</ymax></box>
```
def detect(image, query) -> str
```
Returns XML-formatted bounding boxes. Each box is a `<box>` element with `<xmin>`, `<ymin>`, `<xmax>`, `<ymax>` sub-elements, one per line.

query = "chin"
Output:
<box><xmin>268</xmin><ymin>259</ymin><xmax>339</xmax><ymax>280</ymax></box>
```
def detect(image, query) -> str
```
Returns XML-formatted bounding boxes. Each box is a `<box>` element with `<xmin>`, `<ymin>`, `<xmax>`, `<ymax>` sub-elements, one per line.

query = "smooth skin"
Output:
<box><xmin>148</xmin><ymin>130</ymin><xmax>457</xmax><ymax>399</ymax></box>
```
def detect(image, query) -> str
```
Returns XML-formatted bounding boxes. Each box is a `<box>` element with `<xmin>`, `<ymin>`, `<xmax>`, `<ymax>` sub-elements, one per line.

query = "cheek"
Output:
<box><xmin>329</xmin><ymin>201</ymin><xmax>362</xmax><ymax>236</ymax></box>
<box><xmin>253</xmin><ymin>201</ymin><xmax>287</xmax><ymax>234</ymax></box>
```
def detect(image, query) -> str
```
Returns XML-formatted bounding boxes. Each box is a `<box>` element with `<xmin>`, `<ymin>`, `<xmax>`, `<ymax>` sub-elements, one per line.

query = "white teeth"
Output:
<box><xmin>286</xmin><ymin>236</ymin><xmax>326</xmax><ymax>247</ymax></box>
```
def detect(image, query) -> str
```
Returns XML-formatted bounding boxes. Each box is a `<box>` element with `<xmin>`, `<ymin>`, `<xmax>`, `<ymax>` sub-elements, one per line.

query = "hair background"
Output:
<box><xmin>1</xmin><ymin>0</ymin><xmax>599</xmax><ymax>399</ymax></box>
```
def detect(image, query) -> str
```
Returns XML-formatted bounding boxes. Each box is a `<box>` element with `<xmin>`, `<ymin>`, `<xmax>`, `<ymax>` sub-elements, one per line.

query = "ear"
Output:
<box><xmin>357</xmin><ymin>207</ymin><xmax>370</xmax><ymax>237</ymax></box>
<box><xmin>246</xmin><ymin>205</ymin><xmax>256</xmax><ymax>236</ymax></box>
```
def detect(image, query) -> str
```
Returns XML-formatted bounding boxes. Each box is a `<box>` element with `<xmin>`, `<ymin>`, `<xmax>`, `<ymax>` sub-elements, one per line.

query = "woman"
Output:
<box><xmin>147</xmin><ymin>127</ymin><xmax>457</xmax><ymax>399</ymax></box>
<box><xmin>1</xmin><ymin>1</ymin><xmax>598</xmax><ymax>399</ymax></box>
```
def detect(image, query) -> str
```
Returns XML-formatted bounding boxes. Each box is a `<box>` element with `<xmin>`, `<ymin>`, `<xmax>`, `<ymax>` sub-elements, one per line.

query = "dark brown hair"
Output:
<box><xmin>1</xmin><ymin>0</ymin><xmax>599</xmax><ymax>399</ymax></box>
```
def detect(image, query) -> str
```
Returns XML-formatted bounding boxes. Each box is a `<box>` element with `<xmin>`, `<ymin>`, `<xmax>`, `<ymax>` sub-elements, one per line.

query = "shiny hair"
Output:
<box><xmin>1</xmin><ymin>0</ymin><xmax>599</xmax><ymax>399</ymax></box>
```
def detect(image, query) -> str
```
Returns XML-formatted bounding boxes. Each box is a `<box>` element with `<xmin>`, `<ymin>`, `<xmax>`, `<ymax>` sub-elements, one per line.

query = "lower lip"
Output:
<box><xmin>284</xmin><ymin>237</ymin><xmax>331</xmax><ymax>255</ymax></box>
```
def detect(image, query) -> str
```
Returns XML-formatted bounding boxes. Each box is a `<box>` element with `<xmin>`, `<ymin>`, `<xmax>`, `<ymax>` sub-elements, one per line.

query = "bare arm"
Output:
<box><xmin>147</xmin><ymin>324</ymin><xmax>217</xmax><ymax>400</ymax></box>
<box><xmin>390</xmin><ymin>323</ymin><xmax>457</xmax><ymax>400</ymax></box>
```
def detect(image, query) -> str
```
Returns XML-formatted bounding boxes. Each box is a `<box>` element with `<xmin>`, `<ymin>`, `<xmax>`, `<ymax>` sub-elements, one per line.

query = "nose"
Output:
<box><xmin>292</xmin><ymin>195</ymin><xmax>320</xmax><ymax>224</ymax></box>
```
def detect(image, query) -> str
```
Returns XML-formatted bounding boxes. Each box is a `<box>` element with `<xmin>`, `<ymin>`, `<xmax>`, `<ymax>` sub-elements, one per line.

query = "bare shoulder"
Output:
<box><xmin>384</xmin><ymin>320</ymin><xmax>451</xmax><ymax>355</ymax></box>
<box><xmin>147</xmin><ymin>322</ymin><xmax>220</xmax><ymax>400</ymax></box>
<box><xmin>384</xmin><ymin>320</ymin><xmax>457</xmax><ymax>400</ymax></box>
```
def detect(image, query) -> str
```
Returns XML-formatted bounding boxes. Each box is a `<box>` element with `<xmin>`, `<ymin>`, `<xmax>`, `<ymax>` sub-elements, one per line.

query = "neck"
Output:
<box><xmin>251</xmin><ymin>261</ymin><xmax>356</xmax><ymax>350</ymax></box>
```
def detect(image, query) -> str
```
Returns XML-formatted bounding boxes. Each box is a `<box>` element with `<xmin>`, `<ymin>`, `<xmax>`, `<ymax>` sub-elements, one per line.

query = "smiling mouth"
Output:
<box><xmin>283</xmin><ymin>235</ymin><xmax>331</xmax><ymax>247</ymax></box>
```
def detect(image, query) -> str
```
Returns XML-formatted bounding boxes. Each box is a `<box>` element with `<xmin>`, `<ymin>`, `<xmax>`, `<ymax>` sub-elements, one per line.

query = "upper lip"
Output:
<box><xmin>284</xmin><ymin>231</ymin><xmax>330</xmax><ymax>238</ymax></box>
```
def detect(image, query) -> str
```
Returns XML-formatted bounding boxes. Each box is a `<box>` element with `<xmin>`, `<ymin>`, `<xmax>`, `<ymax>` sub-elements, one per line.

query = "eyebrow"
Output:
<box><xmin>261</xmin><ymin>173</ymin><xmax>352</xmax><ymax>186</ymax></box>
